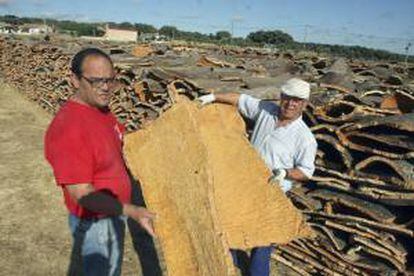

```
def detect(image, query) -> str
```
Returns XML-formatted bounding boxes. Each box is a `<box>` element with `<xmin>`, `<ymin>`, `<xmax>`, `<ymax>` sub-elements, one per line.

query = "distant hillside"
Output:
<box><xmin>1</xmin><ymin>14</ymin><xmax>412</xmax><ymax>63</ymax></box>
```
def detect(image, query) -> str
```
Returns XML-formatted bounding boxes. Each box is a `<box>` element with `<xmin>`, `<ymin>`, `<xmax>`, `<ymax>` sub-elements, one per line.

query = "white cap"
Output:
<box><xmin>280</xmin><ymin>78</ymin><xmax>310</xmax><ymax>100</ymax></box>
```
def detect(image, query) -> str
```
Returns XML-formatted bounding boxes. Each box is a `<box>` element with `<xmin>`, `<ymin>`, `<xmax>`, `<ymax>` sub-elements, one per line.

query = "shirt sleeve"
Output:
<box><xmin>294</xmin><ymin>139</ymin><xmax>317</xmax><ymax>179</ymax></box>
<box><xmin>45</xmin><ymin>124</ymin><xmax>94</xmax><ymax>185</ymax></box>
<box><xmin>237</xmin><ymin>94</ymin><xmax>261</xmax><ymax>121</ymax></box>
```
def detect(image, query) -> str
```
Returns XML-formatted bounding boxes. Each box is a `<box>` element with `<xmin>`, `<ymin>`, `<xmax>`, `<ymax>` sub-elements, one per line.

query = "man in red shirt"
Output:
<box><xmin>45</xmin><ymin>48</ymin><xmax>155</xmax><ymax>276</ymax></box>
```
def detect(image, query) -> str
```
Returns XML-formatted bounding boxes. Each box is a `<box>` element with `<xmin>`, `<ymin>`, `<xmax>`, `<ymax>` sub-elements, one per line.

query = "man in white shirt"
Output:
<box><xmin>197</xmin><ymin>78</ymin><xmax>317</xmax><ymax>276</ymax></box>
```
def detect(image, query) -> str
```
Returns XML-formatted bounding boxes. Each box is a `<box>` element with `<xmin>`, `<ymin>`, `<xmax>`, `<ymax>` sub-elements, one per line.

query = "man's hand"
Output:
<box><xmin>196</xmin><ymin>94</ymin><xmax>216</xmax><ymax>106</ymax></box>
<box><xmin>123</xmin><ymin>204</ymin><xmax>156</xmax><ymax>237</ymax></box>
<box><xmin>268</xmin><ymin>169</ymin><xmax>287</xmax><ymax>185</ymax></box>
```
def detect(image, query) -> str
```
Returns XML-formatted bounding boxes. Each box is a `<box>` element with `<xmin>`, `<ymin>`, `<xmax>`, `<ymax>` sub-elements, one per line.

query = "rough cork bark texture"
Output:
<box><xmin>124</xmin><ymin>98</ymin><xmax>313</xmax><ymax>275</ymax></box>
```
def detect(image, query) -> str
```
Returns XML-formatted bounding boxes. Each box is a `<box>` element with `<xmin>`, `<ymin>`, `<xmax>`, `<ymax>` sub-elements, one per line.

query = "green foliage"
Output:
<box><xmin>1</xmin><ymin>14</ymin><xmax>20</xmax><ymax>24</ymax></box>
<box><xmin>290</xmin><ymin>42</ymin><xmax>414</xmax><ymax>62</ymax></box>
<box><xmin>56</xmin><ymin>21</ymin><xmax>99</xmax><ymax>36</ymax></box>
<box><xmin>116</xmin><ymin>22</ymin><xmax>135</xmax><ymax>31</ymax></box>
<box><xmin>20</xmin><ymin>17</ymin><xmax>43</xmax><ymax>24</ymax></box>
<box><xmin>134</xmin><ymin>23</ymin><xmax>157</xmax><ymax>34</ymax></box>
<box><xmin>247</xmin><ymin>30</ymin><xmax>294</xmax><ymax>45</ymax></box>
<box><xmin>215</xmin><ymin>30</ymin><xmax>231</xmax><ymax>40</ymax></box>
<box><xmin>159</xmin><ymin>25</ymin><xmax>179</xmax><ymax>38</ymax></box>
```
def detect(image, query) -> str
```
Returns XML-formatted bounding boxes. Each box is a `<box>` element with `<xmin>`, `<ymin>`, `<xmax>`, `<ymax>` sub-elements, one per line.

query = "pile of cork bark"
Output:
<box><xmin>1</xmin><ymin>35</ymin><xmax>413</xmax><ymax>275</ymax></box>
<box><xmin>280</xmin><ymin>89</ymin><xmax>414</xmax><ymax>275</ymax></box>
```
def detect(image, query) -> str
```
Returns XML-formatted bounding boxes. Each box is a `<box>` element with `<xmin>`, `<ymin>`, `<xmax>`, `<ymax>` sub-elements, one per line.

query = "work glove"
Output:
<box><xmin>268</xmin><ymin>169</ymin><xmax>287</xmax><ymax>185</ymax></box>
<box><xmin>196</xmin><ymin>94</ymin><xmax>216</xmax><ymax>106</ymax></box>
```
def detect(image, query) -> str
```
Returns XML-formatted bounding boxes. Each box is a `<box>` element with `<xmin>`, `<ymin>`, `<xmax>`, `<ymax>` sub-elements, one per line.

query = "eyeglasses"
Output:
<box><xmin>281</xmin><ymin>94</ymin><xmax>306</xmax><ymax>103</ymax></box>
<box><xmin>81</xmin><ymin>75</ymin><xmax>117</xmax><ymax>89</ymax></box>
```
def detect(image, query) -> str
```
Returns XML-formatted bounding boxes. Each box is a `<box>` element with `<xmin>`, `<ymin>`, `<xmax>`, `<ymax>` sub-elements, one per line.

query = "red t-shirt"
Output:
<box><xmin>45</xmin><ymin>100</ymin><xmax>131</xmax><ymax>218</ymax></box>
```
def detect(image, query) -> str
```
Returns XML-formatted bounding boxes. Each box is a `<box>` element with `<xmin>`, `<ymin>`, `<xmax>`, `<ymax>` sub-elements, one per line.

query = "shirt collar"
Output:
<box><xmin>274</xmin><ymin>108</ymin><xmax>303</xmax><ymax>128</ymax></box>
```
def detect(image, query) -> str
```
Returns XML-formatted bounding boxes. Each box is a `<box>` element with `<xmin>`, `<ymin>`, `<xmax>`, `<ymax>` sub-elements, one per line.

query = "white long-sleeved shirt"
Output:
<box><xmin>238</xmin><ymin>94</ymin><xmax>317</xmax><ymax>192</ymax></box>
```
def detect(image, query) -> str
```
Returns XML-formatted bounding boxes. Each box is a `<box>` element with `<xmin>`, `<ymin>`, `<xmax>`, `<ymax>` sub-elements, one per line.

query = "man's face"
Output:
<box><xmin>71</xmin><ymin>55</ymin><xmax>115</xmax><ymax>109</ymax></box>
<box><xmin>279</xmin><ymin>93</ymin><xmax>307</xmax><ymax>120</ymax></box>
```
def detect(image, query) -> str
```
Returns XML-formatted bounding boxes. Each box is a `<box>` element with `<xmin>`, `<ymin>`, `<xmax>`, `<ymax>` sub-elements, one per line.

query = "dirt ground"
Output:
<box><xmin>0</xmin><ymin>82</ymin><xmax>142</xmax><ymax>275</ymax></box>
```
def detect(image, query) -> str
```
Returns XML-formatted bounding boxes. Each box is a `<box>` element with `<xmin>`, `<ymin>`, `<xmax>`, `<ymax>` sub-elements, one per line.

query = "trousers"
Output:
<box><xmin>67</xmin><ymin>214</ymin><xmax>126</xmax><ymax>276</ymax></box>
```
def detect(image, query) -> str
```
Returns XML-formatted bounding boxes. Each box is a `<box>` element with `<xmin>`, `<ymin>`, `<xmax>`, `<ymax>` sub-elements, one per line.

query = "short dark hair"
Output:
<box><xmin>70</xmin><ymin>48</ymin><xmax>113</xmax><ymax>77</ymax></box>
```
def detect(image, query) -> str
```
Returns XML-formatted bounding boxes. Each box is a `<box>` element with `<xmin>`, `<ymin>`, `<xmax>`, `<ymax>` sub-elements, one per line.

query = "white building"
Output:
<box><xmin>17</xmin><ymin>24</ymin><xmax>53</xmax><ymax>35</ymax></box>
<box><xmin>0</xmin><ymin>23</ymin><xmax>15</xmax><ymax>34</ymax></box>
<box><xmin>104</xmin><ymin>25</ymin><xmax>137</xmax><ymax>42</ymax></box>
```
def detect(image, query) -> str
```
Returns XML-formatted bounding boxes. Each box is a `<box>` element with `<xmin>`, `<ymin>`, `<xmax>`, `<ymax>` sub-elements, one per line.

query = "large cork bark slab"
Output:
<box><xmin>196</xmin><ymin>103</ymin><xmax>313</xmax><ymax>249</ymax></box>
<box><xmin>124</xmin><ymin>100</ymin><xmax>234</xmax><ymax>276</ymax></box>
<box><xmin>124</xmin><ymin>99</ymin><xmax>313</xmax><ymax>275</ymax></box>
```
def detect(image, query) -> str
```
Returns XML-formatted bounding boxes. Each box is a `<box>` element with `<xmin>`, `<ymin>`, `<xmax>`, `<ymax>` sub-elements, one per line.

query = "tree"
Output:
<box><xmin>134</xmin><ymin>23</ymin><xmax>157</xmax><ymax>34</ymax></box>
<box><xmin>159</xmin><ymin>25</ymin><xmax>178</xmax><ymax>39</ymax></box>
<box><xmin>247</xmin><ymin>30</ymin><xmax>294</xmax><ymax>45</ymax></box>
<box><xmin>2</xmin><ymin>14</ymin><xmax>20</xmax><ymax>25</ymax></box>
<box><xmin>55</xmin><ymin>21</ymin><xmax>99</xmax><ymax>36</ymax></box>
<box><xmin>117</xmin><ymin>22</ymin><xmax>135</xmax><ymax>31</ymax></box>
<box><xmin>215</xmin><ymin>30</ymin><xmax>231</xmax><ymax>40</ymax></box>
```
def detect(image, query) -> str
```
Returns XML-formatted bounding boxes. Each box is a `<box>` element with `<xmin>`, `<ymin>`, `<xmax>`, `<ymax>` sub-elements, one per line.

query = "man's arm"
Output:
<box><xmin>66</xmin><ymin>183</ymin><xmax>155</xmax><ymax>237</ymax></box>
<box><xmin>286</xmin><ymin>168</ymin><xmax>309</xmax><ymax>182</ymax></box>
<box><xmin>198</xmin><ymin>92</ymin><xmax>263</xmax><ymax>123</ymax></box>
<box><xmin>197</xmin><ymin>93</ymin><xmax>241</xmax><ymax>106</ymax></box>
<box><xmin>270</xmin><ymin>167</ymin><xmax>309</xmax><ymax>185</ymax></box>
<box><xmin>278</xmin><ymin>145</ymin><xmax>315</xmax><ymax>183</ymax></box>
<box><xmin>291</xmin><ymin>139</ymin><xmax>317</xmax><ymax>182</ymax></box>
<box><xmin>214</xmin><ymin>93</ymin><xmax>241</xmax><ymax>106</ymax></box>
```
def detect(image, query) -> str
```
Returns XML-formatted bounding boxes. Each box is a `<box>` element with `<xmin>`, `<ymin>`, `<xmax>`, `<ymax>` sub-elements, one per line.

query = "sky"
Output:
<box><xmin>0</xmin><ymin>0</ymin><xmax>413</xmax><ymax>54</ymax></box>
